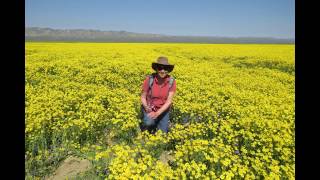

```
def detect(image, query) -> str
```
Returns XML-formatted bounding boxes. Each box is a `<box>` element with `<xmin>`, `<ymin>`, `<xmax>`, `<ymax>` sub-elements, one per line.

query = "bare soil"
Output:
<box><xmin>46</xmin><ymin>156</ymin><xmax>92</xmax><ymax>180</ymax></box>
<box><xmin>159</xmin><ymin>150</ymin><xmax>174</xmax><ymax>165</ymax></box>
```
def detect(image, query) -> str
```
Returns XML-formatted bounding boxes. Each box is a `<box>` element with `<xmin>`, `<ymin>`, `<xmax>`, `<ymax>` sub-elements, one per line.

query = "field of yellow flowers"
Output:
<box><xmin>25</xmin><ymin>42</ymin><xmax>294</xmax><ymax>179</ymax></box>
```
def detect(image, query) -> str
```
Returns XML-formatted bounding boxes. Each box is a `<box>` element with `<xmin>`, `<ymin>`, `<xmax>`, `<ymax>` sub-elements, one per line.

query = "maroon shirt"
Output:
<box><xmin>142</xmin><ymin>74</ymin><xmax>176</xmax><ymax>110</ymax></box>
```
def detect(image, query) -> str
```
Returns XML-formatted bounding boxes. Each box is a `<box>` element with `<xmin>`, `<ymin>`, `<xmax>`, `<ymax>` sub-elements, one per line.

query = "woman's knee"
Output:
<box><xmin>143</xmin><ymin>115</ymin><xmax>156</xmax><ymax>126</ymax></box>
<box><xmin>157</xmin><ymin>112</ymin><xmax>170</xmax><ymax>133</ymax></box>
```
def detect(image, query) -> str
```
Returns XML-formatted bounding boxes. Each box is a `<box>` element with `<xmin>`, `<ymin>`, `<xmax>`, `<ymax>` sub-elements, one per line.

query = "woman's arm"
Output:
<box><xmin>141</xmin><ymin>91</ymin><xmax>152</xmax><ymax>113</ymax></box>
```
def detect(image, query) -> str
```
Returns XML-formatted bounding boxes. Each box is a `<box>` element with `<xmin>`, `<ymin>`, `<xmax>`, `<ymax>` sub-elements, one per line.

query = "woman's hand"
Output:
<box><xmin>145</xmin><ymin>106</ymin><xmax>152</xmax><ymax>113</ymax></box>
<box><xmin>147</xmin><ymin>111</ymin><xmax>160</xmax><ymax>120</ymax></box>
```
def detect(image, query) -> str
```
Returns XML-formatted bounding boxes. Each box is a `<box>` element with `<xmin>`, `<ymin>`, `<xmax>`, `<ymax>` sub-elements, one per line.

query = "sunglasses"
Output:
<box><xmin>157</xmin><ymin>65</ymin><xmax>171</xmax><ymax>72</ymax></box>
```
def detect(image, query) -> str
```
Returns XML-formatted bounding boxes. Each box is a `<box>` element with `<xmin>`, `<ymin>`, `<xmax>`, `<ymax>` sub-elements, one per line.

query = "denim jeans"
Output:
<box><xmin>141</xmin><ymin>107</ymin><xmax>170</xmax><ymax>133</ymax></box>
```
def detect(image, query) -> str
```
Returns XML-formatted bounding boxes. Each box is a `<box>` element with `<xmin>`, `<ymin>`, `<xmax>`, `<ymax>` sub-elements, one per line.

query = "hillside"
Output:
<box><xmin>25</xmin><ymin>27</ymin><xmax>294</xmax><ymax>44</ymax></box>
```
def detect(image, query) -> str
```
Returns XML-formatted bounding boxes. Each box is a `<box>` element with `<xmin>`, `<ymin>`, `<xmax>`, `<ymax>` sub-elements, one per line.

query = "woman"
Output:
<box><xmin>140</xmin><ymin>57</ymin><xmax>176</xmax><ymax>134</ymax></box>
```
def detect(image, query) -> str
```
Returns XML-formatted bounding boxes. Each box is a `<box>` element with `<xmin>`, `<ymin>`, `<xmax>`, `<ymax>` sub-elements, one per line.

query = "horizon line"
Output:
<box><xmin>26</xmin><ymin>26</ymin><xmax>295</xmax><ymax>40</ymax></box>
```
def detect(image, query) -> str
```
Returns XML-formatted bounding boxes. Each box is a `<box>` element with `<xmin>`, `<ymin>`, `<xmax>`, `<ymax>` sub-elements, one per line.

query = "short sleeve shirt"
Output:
<box><xmin>142</xmin><ymin>74</ymin><xmax>176</xmax><ymax>108</ymax></box>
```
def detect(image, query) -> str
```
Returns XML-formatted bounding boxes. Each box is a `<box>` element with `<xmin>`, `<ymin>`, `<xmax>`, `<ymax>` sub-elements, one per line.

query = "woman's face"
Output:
<box><xmin>157</xmin><ymin>68</ymin><xmax>168</xmax><ymax>78</ymax></box>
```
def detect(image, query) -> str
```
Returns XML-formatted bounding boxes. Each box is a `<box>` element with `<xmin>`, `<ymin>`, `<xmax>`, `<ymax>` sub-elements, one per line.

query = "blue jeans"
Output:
<box><xmin>141</xmin><ymin>107</ymin><xmax>170</xmax><ymax>133</ymax></box>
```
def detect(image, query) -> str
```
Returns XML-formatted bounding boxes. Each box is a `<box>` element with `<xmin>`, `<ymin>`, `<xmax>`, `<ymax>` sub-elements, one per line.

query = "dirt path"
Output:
<box><xmin>46</xmin><ymin>156</ymin><xmax>92</xmax><ymax>180</ymax></box>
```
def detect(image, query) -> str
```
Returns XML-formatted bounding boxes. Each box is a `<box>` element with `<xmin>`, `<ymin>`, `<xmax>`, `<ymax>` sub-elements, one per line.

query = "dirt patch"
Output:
<box><xmin>46</xmin><ymin>156</ymin><xmax>92</xmax><ymax>180</ymax></box>
<box><xmin>159</xmin><ymin>150</ymin><xmax>174</xmax><ymax>165</ymax></box>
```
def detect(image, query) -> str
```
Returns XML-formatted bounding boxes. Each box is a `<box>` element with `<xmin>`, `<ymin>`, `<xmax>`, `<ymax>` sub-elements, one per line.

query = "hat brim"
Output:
<box><xmin>152</xmin><ymin>63</ymin><xmax>174</xmax><ymax>72</ymax></box>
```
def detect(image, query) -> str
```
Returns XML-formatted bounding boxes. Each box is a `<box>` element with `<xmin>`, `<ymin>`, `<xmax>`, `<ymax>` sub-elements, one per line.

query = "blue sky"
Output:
<box><xmin>25</xmin><ymin>0</ymin><xmax>295</xmax><ymax>39</ymax></box>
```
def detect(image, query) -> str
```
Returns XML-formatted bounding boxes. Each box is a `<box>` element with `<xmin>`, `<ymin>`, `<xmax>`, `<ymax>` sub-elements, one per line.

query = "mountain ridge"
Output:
<box><xmin>25</xmin><ymin>27</ymin><xmax>295</xmax><ymax>44</ymax></box>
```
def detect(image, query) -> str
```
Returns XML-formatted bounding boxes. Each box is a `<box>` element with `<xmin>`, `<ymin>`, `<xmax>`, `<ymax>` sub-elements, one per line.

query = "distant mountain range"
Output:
<box><xmin>25</xmin><ymin>27</ymin><xmax>294</xmax><ymax>44</ymax></box>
